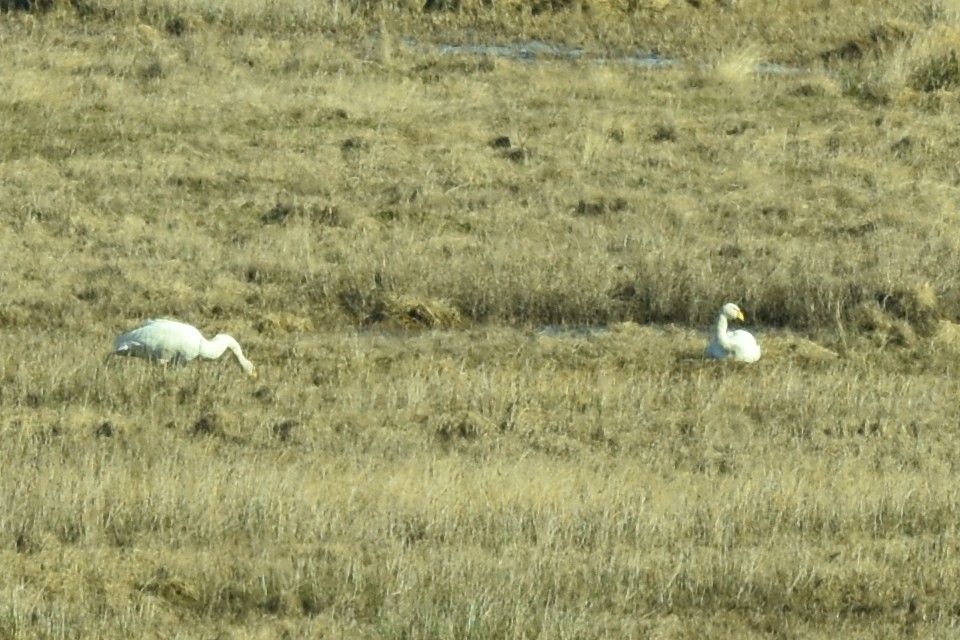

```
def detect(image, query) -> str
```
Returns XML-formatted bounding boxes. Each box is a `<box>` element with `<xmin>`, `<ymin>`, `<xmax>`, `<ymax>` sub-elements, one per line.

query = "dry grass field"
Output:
<box><xmin>7</xmin><ymin>0</ymin><xmax>960</xmax><ymax>637</ymax></box>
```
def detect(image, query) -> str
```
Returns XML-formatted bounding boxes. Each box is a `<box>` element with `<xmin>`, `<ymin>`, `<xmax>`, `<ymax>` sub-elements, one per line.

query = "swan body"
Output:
<box><xmin>113</xmin><ymin>319</ymin><xmax>257</xmax><ymax>378</ymax></box>
<box><xmin>705</xmin><ymin>303</ymin><xmax>761</xmax><ymax>363</ymax></box>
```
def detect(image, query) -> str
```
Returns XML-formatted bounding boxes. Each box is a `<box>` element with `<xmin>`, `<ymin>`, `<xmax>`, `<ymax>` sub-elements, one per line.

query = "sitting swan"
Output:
<box><xmin>113</xmin><ymin>318</ymin><xmax>258</xmax><ymax>378</ymax></box>
<box><xmin>705</xmin><ymin>303</ymin><xmax>761</xmax><ymax>363</ymax></box>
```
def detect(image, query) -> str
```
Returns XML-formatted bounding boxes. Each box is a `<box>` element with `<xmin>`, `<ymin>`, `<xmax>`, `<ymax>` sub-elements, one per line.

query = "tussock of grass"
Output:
<box><xmin>361</xmin><ymin>293</ymin><xmax>464</xmax><ymax>329</ymax></box>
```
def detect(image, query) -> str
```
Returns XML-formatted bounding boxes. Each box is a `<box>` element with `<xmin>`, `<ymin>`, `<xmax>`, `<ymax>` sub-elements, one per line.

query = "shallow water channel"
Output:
<box><xmin>404</xmin><ymin>37</ymin><xmax>804</xmax><ymax>74</ymax></box>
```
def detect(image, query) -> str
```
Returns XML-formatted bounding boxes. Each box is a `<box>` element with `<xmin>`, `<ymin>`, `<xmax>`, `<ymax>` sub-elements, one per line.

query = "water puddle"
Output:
<box><xmin>536</xmin><ymin>325</ymin><xmax>610</xmax><ymax>338</ymax></box>
<box><xmin>404</xmin><ymin>38</ymin><xmax>804</xmax><ymax>74</ymax></box>
<box><xmin>405</xmin><ymin>37</ymin><xmax>674</xmax><ymax>67</ymax></box>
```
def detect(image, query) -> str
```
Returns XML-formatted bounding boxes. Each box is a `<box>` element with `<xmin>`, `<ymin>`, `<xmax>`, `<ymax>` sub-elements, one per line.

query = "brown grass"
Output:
<box><xmin>5</xmin><ymin>1</ymin><xmax>960</xmax><ymax>637</ymax></box>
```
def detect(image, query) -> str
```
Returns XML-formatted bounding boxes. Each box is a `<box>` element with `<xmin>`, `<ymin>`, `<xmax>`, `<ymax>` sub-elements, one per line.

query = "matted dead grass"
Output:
<box><xmin>5</xmin><ymin>325</ymin><xmax>960</xmax><ymax>637</ymax></box>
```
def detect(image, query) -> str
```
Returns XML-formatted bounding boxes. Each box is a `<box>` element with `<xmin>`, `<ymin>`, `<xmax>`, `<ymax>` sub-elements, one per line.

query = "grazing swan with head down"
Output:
<box><xmin>705</xmin><ymin>303</ymin><xmax>761</xmax><ymax>363</ymax></box>
<box><xmin>113</xmin><ymin>318</ymin><xmax>258</xmax><ymax>378</ymax></box>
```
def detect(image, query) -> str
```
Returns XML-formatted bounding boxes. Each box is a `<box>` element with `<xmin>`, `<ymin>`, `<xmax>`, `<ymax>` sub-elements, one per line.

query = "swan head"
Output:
<box><xmin>721</xmin><ymin>303</ymin><xmax>745</xmax><ymax>322</ymax></box>
<box><xmin>208</xmin><ymin>333</ymin><xmax>258</xmax><ymax>379</ymax></box>
<box><xmin>233</xmin><ymin>351</ymin><xmax>258</xmax><ymax>379</ymax></box>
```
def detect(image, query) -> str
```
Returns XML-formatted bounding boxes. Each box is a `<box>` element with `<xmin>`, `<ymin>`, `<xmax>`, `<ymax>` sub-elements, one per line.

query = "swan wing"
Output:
<box><xmin>114</xmin><ymin>319</ymin><xmax>203</xmax><ymax>362</ymax></box>
<box><xmin>114</xmin><ymin>333</ymin><xmax>174</xmax><ymax>362</ymax></box>
<box><xmin>728</xmin><ymin>329</ymin><xmax>761</xmax><ymax>363</ymax></box>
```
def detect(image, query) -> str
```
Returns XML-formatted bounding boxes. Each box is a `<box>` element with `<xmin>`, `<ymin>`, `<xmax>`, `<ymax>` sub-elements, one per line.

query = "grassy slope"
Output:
<box><xmin>4</xmin><ymin>1</ymin><xmax>960</xmax><ymax>637</ymax></box>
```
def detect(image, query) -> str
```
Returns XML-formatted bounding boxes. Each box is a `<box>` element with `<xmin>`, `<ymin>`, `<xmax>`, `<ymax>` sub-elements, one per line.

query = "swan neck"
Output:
<box><xmin>198</xmin><ymin>335</ymin><xmax>233</xmax><ymax>360</ymax></box>
<box><xmin>715</xmin><ymin>314</ymin><xmax>734</xmax><ymax>350</ymax></box>
<box><xmin>203</xmin><ymin>334</ymin><xmax>255</xmax><ymax>376</ymax></box>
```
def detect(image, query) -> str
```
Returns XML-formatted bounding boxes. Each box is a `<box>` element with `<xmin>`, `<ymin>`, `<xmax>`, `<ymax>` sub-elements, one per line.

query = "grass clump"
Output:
<box><xmin>363</xmin><ymin>293</ymin><xmax>464</xmax><ymax>329</ymax></box>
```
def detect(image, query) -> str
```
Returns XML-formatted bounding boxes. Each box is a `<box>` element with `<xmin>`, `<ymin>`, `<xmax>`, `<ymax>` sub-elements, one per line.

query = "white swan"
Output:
<box><xmin>112</xmin><ymin>319</ymin><xmax>258</xmax><ymax>378</ymax></box>
<box><xmin>705</xmin><ymin>303</ymin><xmax>761</xmax><ymax>363</ymax></box>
